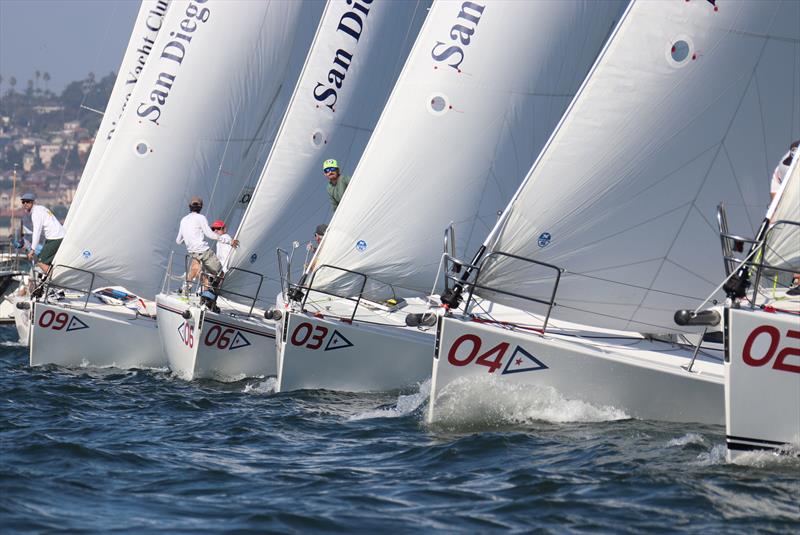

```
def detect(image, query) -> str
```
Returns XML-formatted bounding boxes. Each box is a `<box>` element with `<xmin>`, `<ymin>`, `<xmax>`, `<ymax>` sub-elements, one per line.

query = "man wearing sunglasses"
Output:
<box><xmin>21</xmin><ymin>192</ymin><xmax>65</xmax><ymax>274</ymax></box>
<box><xmin>210</xmin><ymin>219</ymin><xmax>233</xmax><ymax>273</ymax></box>
<box><xmin>322</xmin><ymin>158</ymin><xmax>351</xmax><ymax>213</ymax></box>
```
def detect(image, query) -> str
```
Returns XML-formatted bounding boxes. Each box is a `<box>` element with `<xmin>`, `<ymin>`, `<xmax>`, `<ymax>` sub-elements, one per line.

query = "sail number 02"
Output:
<box><xmin>742</xmin><ymin>325</ymin><xmax>800</xmax><ymax>373</ymax></box>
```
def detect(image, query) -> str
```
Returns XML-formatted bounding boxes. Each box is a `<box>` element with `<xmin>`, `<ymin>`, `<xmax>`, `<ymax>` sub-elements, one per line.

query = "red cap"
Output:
<box><xmin>211</xmin><ymin>220</ymin><xmax>225</xmax><ymax>229</ymax></box>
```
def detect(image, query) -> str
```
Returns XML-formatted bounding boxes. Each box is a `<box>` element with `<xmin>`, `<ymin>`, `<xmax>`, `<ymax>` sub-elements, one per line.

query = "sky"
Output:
<box><xmin>0</xmin><ymin>0</ymin><xmax>140</xmax><ymax>94</ymax></box>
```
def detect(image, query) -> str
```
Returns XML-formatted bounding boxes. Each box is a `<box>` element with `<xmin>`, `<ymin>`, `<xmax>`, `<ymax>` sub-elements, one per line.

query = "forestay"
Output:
<box><xmin>477</xmin><ymin>0</ymin><xmax>800</xmax><ymax>333</ymax></box>
<box><xmin>52</xmin><ymin>0</ymin><xmax>324</xmax><ymax>297</ymax></box>
<box><xmin>223</xmin><ymin>0</ymin><xmax>430</xmax><ymax>302</ymax></box>
<box><xmin>65</xmin><ymin>0</ymin><xmax>171</xmax><ymax>227</ymax></box>
<box><xmin>311</xmin><ymin>0</ymin><xmax>626</xmax><ymax>296</ymax></box>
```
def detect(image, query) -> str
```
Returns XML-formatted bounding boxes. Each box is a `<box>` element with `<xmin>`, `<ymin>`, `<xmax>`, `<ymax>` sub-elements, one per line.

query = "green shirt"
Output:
<box><xmin>326</xmin><ymin>174</ymin><xmax>351</xmax><ymax>212</ymax></box>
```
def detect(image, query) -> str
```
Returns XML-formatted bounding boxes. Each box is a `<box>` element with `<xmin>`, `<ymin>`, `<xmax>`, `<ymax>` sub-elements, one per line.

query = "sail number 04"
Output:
<box><xmin>742</xmin><ymin>325</ymin><xmax>800</xmax><ymax>373</ymax></box>
<box><xmin>448</xmin><ymin>334</ymin><xmax>509</xmax><ymax>373</ymax></box>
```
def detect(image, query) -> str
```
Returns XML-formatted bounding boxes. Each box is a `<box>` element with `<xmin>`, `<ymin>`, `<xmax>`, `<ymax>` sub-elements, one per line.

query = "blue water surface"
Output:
<box><xmin>1</xmin><ymin>326</ymin><xmax>798</xmax><ymax>533</ymax></box>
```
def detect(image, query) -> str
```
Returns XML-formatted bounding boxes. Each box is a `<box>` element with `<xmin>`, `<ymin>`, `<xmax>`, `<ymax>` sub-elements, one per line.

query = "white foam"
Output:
<box><xmin>243</xmin><ymin>377</ymin><xmax>277</xmax><ymax>394</ymax></box>
<box><xmin>431</xmin><ymin>375</ymin><xmax>628</xmax><ymax>427</ymax></box>
<box><xmin>667</xmin><ymin>433</ymin><xmax>707</xmax><ymax>447</ymax></box>
<box><xmin>348</xmin><ymin>380</ymin><xmax>431</xmax><ymax>421</ymax></box>
<box><xmin>694</xmin><ymin>442</ymin><xmax>800</xmax><ymax>468</ymax></box>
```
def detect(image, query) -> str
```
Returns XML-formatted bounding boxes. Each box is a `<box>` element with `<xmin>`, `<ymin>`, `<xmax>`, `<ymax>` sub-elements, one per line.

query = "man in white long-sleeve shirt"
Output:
<box><xmin>176</xmin><ymin>196</ymin><xmax>238</xmax><ymax>291</ymax></box>
<box><xmin>21</xmin><ymin>192</ymin><xmax>66</xmax><ymax>274</ymax></box>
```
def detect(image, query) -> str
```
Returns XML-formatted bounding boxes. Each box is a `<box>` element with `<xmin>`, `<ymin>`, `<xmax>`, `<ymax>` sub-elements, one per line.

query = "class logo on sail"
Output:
<box><xmin>431</xmin><ymin>1</ymin><xmax>486</xmax><ymax>71</ymax></box>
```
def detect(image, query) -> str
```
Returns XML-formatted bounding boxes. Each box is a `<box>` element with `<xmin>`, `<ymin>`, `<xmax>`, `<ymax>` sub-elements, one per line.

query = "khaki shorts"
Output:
<box><xmin>190</xmin><ymin>249</ymin><xmax>222</xmax><ymax>276</ymax></box>
<box><xmin>39</xmin><ymin>238</ymin><xmax>63</xmax><ymax>265</ymax></box>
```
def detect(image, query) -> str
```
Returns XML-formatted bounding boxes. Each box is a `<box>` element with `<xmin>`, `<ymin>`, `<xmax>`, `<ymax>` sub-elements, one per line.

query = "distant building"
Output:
<box><xmin>32</xmin><ymin>105</ymin><xmax>64</xmax><ymax>114</ymax></box>
<box><xmin>63</xmin><ymin>120</ymin><xmax>81</xmax><ymax>132</ymax></box>
<box><xmin>22</xmin><ymin>153</ymin><xmax>36</xmax><ymax>172</ymax></box>
<box><xmin>39</xmin><ymin>144</ymin><xmax>62</xmax><ymax>168</ymax></box>
<box><xmin>77</xmin><ymin>138</ymin><xmax>93</xmax><ymax>157</ymax></box>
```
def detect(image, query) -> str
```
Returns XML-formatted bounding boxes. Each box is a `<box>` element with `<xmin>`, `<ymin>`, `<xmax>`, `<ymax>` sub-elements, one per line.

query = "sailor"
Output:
<box><xmin>175</xmin><ymin>197</ymin><xmax>238</xmax><ymax>291</ymax></box>
<box><xmin>210</xmin><ymin>219</ymin><xmax>233</xmax><ymax>272</ymax></box>
<box><xmin>21</xmin><ymin>192</ymin><xmax>65</xmax><ymax>274</ymax></box>
<box><xmin>770</xmin><ymin>140</ymin><xmax>798</xmax><ymax>200</ymax></box>
<box><xmin>323</xmin><ymin>158</ymin><xmax>351</xmax><ymax>212</ymax></box>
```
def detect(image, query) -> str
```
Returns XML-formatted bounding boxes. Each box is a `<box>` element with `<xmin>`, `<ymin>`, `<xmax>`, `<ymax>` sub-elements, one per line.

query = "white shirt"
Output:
<box><xmin>175</xmin><ymin>212</ymin><xmax>230</xmax><ymax>254</ymax></box>
<box><xmin>30</xmin><ymin>204</ymin><xmax>66</xmax><ymax>250</ymax></box>
<box><xmin>771</xmin><ymin>149</ymin><xmax>795</xmax><ymax>194</ymax></box>
<box><xmin>216</xmin><ymin>233</ymin><xmax>233</xmax><ymax>271</ymax></box>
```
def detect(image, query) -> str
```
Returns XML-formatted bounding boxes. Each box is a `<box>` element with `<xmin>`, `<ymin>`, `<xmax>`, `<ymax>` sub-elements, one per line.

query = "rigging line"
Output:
<box><xmin>631</xmin><ymin>34</ymin><xmax>773</xmax><ymax>321</ymax></box>
<box><xmin>753</xmin><ymin>71</ymin><xmax>770</xmax><ymax>235</ymax></box>
<box><xmin>242</xmin><ymin>83</ymin><xmax>282</xmax><ymax>160</ymax></box>
<box><xmin>720</xmin><ymin>143</ymin><xmax>753</xmax><ymax>235</ymax></box>
<box><xmin>553</xmin><ymin>301</ymin><xmax>702</xmax><ymax>334</ymax></box>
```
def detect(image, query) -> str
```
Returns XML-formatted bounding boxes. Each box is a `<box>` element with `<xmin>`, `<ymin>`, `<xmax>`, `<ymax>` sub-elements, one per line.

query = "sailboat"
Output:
<box><xmin>425</xmin><ymin>0</ymin><xmax>799</xmax><ymax>431</ymax></box>
<box><xmin>28</xmin><ymin>0</ymin><xmax>325</xmax><ymax>370</ymax></box>
<box><xmin>276</xmin><ymin>0</ymin><xmax>628</xmax><ymax>393</ymax></box>
<box><xmin>155</xmin><ymin>0</ymin><xmax>430</xmax><ymax>381</ymax></box>
<box><xmin>10</xmin><ymin>0</ymin><xmax>171</xmax><ymax>345</ymax></box>
<box><xmin>723</xmin><ymin>151</ymin><xmax>799</xmax><ymax>459</ymax></box>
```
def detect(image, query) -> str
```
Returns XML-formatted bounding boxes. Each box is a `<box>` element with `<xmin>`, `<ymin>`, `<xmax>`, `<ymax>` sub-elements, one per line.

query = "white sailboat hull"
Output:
<box><xmin>277</xmin><ymin>308</ymin><xmax>434</xmax><ymax>393</ymax></box>
<box><xmin>156</xmin><ymin>293</ymin><xmax>277</xmax><ymax>381</ymax></box>
<box><xmin>427</xmin><ymin>315</ymin><xmax>725</xmax><ymax>425</ymax></box>
<box><xmin>29</xmin><ymin>300</ymin><xmax>165</xmax><ymax>369</ymax></box>
<box><xmin>725</xmin><ymin>306</ymin><xmax>800</xmax><ymax>460</ymax></box>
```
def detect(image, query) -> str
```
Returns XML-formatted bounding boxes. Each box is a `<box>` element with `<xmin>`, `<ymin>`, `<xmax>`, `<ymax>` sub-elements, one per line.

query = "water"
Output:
<box><xmin>1</xmin><ymin>327</ymin><xmax>798</xmax><ymax>533</ymax></box>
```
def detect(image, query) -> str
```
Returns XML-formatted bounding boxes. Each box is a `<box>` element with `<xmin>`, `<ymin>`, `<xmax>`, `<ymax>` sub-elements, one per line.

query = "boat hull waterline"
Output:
<box><xmin>427</xmin><ymin>315</ymin><xmax>725</xmax><ymax>426</ymax></box>
<box><xmin>156</xmin><ymin>294</ymin><xmax>277</xmax><ymax>381</ymax></box>
<box><xmin>30</xmin><ymin>301</ymin><xmax>165</xmax><ymax>369</ymax></box>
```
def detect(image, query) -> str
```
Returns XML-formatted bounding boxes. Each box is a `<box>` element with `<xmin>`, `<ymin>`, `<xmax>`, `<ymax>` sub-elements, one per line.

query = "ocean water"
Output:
<box><xmin>1</xmin><ymin>326</ymin><xmax>798</xmax><ymax>533</ymax></box>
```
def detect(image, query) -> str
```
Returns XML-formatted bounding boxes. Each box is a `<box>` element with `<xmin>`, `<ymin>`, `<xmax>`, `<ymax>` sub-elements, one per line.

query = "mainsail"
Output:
<box><xmin>223</xmin><ymin>0</ymin><xmax>430</xmax><ymax>302</ymax></box>
<box><xmin>52</xmin><ymin>0</ymin><xmax>325</xmax><ymax>297</ymax></box>
<box><xmin>311</xmin><ymin>0</ymin><xmax>627</xmax><ymax>296</ymax></box>
<box><xmin>65</xmin><ymin>0</ymin><xmax>171</xmax><ymax>227</ymax></box>
<box><xmin>476</xmin><ymin>0</ymin><xmax>800</xmax><ymax>332</ymax></box>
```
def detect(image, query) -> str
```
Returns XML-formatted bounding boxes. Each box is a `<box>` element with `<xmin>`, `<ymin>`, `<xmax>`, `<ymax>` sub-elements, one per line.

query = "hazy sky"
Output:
<box><xmin>0</xmin><ymin>0</ymin><xmax>140</xmax><ymax>93</ymax></box>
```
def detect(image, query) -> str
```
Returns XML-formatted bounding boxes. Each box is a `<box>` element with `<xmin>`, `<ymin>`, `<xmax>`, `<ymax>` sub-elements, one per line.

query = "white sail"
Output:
<box><xmin>65</xmin><ymin>0</ymin><xmax>171</xmax><ymax>227</ymax></box>
<box><xmin>764</xmin><ymin>154</ymin><xmax>799</xmax><ymax>273</ymax></box>
<box><xmin>311</xmin><ymin>0</ymin><xmax>627</xmax><ymax>296</ymax></box>
<box><xmin>477</xmin><ymin>0</ymin><xmax>800</xmax><ymax>333</ymax></box>
<box><xmin>52</xmin><ymin>0</ymin><xmax>325</xmax><ymax>297</ymax></box>
<box><xmin>223</xmin><ymin>0</ymin><xmax>430</xmax><ymax>301</ymax></box>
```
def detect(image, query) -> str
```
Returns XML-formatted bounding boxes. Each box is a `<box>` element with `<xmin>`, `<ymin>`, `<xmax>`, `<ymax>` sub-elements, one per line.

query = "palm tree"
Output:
<box><xmin>8</xmin><ymin>76</ymin><xmax>17</xmax><ymax>94</ymax></box>
<box><xmin>43</xmin><ymin>72</ymin><xmax>51</xmax><ymax>93</ymax></box>
<box><xmin>35</xmin><ymin>70</ymin><xmax>41</xmax><ymax>90</ymax></box>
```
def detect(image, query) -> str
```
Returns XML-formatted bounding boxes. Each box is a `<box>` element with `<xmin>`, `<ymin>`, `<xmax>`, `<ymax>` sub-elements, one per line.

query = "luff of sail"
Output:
<box><xmin>476</xmin><ymin>0</ymin><xmax>800</xmax><ymax>333</ymax></box>
<box><xmin>310</xmin><ymin>0</ymin><xmax>627</xmax><ymax>298</ymax></box>
<box><xmin>51</xmin><ymin>0</ymin><xmax>325</xmax><ymax>298</ymax></box>
<box><xmin>65</xmin><ymin>0</ymin><xmax>171</xmax><ymax>228</ymax></box>
<box><xmin>223</xmin><ymin>0</ymin><xmax>430</xmax><ymax>303</ymax></box>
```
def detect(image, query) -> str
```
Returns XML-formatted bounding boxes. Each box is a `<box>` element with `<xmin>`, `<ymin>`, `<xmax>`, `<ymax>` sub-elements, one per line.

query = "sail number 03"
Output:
<box><xmin>291</xmin><ymin>322</ymin><xmax>329</xmax><ymax>350</ymax></box>
<box><xmin>448</xmin><ymin>334</ymin><xmax>509</xmax><ymax>373</ymax></box>
<box><xmin>742</xmin><ymin>325</ymin><xmax>800</xmax><ymax>373</ymax></box>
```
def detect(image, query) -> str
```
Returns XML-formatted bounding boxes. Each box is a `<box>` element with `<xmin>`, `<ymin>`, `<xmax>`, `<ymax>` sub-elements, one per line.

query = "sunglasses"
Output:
<box><xmin>211</xmin><ymin>227</ymin><xmax>223</xmax><ymax>231</ymax></box>
<box><xmin>323</xmin><ymin>167</ymin><xmax>338</xmax><ymax>174</ymax></box>
<box><xmin>21</xmin><ymin>200</ymin><xmax>33</xmax><ymax>204</ymax></box>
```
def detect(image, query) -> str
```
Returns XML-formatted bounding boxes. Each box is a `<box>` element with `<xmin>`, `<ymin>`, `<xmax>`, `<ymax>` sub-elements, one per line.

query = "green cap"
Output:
<box><xmin>322</xmin><ymin>159</ymin><xmax>339</xmax><ymax>171</ymax></box>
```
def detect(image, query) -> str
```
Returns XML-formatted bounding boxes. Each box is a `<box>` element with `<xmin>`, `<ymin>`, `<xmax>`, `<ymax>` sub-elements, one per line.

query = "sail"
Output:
<box><xmin>477</xmin><ymin>0</ymin><xmax>800</xmax><ymax>333</ymax></box>
<box><xmin>52</xmin><ymin>0</ymin><xmax>325</xmax><ymax>297</ymax></box>
<box><xmin>65</xmin><ymin>0</ymin><xmax>171</xmax><ymax>228</ymax></box>
<box><xmin>311</xmin><ymin>0</ymin><xmax>627</xmax><ymax>297</ymax></box>
<box><xmin>764</xmin><ymin>155</ymin><xmax>799</xmax><ymax>273</ymax></box>
<box><xmin>223</xmin><ymin>0</ymin><xmax>430</xmax><ymax>302</ymax></box>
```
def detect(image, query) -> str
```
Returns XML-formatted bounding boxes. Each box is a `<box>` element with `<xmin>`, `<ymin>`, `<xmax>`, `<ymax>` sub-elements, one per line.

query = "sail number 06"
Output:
<box><xmin>742</xmin><ymin>325</ymin><xmax>800</xmax><ymax>374</ymax></box>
